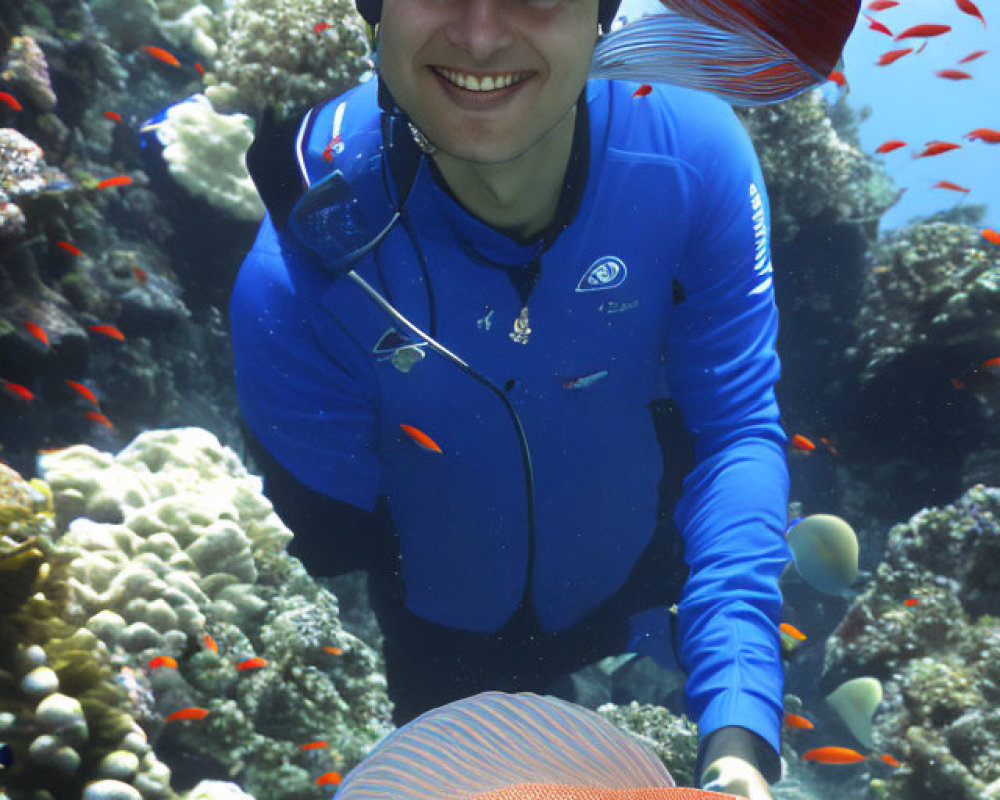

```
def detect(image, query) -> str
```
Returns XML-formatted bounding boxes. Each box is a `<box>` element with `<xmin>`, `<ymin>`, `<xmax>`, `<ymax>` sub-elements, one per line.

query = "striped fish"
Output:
<box><xmin>333</xmin><ymin>692</ymin><xmax>736</xmax><ymax>800</ymax></box>
<box><xmin>589</xmin><ymin>0</ymin><xmax>862</xmax><ymax>105</ymax></box>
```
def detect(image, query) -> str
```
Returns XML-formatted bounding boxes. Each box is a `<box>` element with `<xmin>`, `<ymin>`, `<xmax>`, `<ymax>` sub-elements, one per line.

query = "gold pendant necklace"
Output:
<box><xmin>509</xmin><ymin>306</ymin><xmax>532</xmax><ymax>345</ymax></box>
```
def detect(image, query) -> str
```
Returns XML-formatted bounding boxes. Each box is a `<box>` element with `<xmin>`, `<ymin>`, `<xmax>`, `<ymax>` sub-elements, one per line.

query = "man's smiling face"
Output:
<box><xmin>377</xmin><ymin>0</ymin><xmax>599</xmax><ymax>166</ymax></box>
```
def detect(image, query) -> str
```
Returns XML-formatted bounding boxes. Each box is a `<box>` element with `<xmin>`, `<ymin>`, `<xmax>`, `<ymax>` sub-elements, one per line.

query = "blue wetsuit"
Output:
<box><xmin>231</xmin><ymin>77</ymin><xmax>790</xmax><ymax>776</ymax></box>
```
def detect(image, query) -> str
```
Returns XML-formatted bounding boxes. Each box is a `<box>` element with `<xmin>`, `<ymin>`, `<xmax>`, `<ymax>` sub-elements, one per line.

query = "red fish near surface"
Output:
<box><xmin>933</xmin><ymin>180</ymin><xmax>971</xmax><ymax>193</ymax></box>
<box><xmin>589</xmin><ymin>0</ymin><xmax>863</xmax><ymax>106</ymax></box>
<box><xmin>958</xmin><ymin>50</ymin><xmax>988</xmax><ymax>64</ymax></box>
<box><xmin>915</xmin><ymin>141</ymin><xmax>961</xmax><ymax>158</ymax></box>
<box><xmin>965</xmin><ymin>128</ymin><xmax>1000</xmax><ymax>143</ymax></box>
<box><xmin>955</xmin><ymin>0</ymin><xmax>986</xmax><ymax>27</ymax></box>
<box><xmin>633</xmin><ymin>84</ymin><xmax>653</xmax><ymax>97</ymax></box>
<box><xmin>333</xmin><ymin>692</ymin><xmax>740</xmax><ymax>799</ymax></box>
<box><xmin>894</xmin><ymin>23</ymin><xmax>952</xmax><ymax>40</ymax></box>
<box><xmin>876</xmin><ymin>48</ymin><xmax>913</xmax><ymax>66</ymax></box>
<box><xmin>936</xmin><ymin>69</ymin><xmax>972</xmax><ymax>80</ymax></box>
<box><xmin>875</xmin><ymin>139</ymin><xmax>907</xmax><ymax>153</ymax></box>
<box><xmin>864</xmin><ymin>14</ymin><xmax>893</xmax><ymax>36</ymax></box>
<box><xmin>867</xmin><ymin>0</ymin><xmax>898</xmax><ymax>10</ymax></box>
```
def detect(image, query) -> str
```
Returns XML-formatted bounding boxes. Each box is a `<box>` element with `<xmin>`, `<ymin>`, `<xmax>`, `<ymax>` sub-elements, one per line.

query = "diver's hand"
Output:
<box><xmin>700</xmin><ymin>756</ymin><xmax>774</xmax><ymax>799</ymax></box>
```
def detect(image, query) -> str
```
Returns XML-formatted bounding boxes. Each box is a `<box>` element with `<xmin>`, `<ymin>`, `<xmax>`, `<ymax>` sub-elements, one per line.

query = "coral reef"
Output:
<box><xmin>736</xmin><ymin>91</ymin><xmax>896</xmax><ymax>243</ymax></box>
<box><xmin>1</xmin><ymin>36</ymin><xmax>57</xmax><ymax>112</ymax></box>
<box><xmin>821</xmin><ymin>483</ymin><xmax>1000</xmax><ymax>799</ymax></box>
<box><xmin>203</xmin><ymin>0</ymin><xmax>370</xmax><ymax>116</ymax></box>
<box><xmin>850</xmin><ymin>222</ymin><xmax>1000</xmax><ymax>385</ymax></box>
<box><xmin>0</xmin><ymin>462</ymin><xmax>177</xmax><ymax>800</ymax></box>
<box><xmin>36</xmin><ymin>427</ymin><xmax>393</xmax><ymax>799</ymax></box>
<box><xmin>151</xmin><ymin>95</ymin><xmax>264</xmax><ymax>222</ymax></box>
<box><xmin>596</xmin><ymin>702</ymin><xmax>699</xmax><ymax>788</ymax></box>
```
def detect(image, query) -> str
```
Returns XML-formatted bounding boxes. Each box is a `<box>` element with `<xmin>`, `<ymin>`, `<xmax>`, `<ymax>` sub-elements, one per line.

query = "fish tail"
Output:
<box><xmin>590</xmin><ymin>0</ymin><xmax>860</xmax><ymax>106</ymax></box>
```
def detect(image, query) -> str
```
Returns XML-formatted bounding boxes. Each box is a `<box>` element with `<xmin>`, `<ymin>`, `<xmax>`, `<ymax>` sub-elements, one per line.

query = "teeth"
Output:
<box><xmin>436</xmin><ymin>68</ymin><xmax>526</xmax><ymax>92</ymax></box>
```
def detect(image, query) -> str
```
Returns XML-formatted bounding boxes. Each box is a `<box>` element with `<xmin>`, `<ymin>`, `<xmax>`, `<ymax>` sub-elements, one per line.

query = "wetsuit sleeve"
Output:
<box><xmin>663</xmin><ymin>98</ymin><xmax>790</xmax><ymax>782</ymax></box>
<box><xmin>230</xmin><ymin>214</ymin><xmax>383</xmax><ymax>512</ymax></box>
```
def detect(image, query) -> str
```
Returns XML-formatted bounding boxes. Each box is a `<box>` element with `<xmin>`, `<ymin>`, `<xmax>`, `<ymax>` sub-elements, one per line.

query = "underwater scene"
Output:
<box><xmin>1</xmin><ymin>0</ymin><xmax>999</xmax><ymax>797</ymax></box>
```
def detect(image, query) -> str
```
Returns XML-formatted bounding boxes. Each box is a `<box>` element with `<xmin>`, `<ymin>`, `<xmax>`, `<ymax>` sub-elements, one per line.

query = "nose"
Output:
<box><xmin>444</xmin><ymin>0</ymin><xmax>515</xmax><ymax>62</ymax></box>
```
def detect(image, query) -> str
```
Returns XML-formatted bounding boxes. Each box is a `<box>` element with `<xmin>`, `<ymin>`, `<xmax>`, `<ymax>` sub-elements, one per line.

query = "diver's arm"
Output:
<box><xmin>664</xmin><ymin>96</ymin><xmax>789</xmax><ymax>785</ymax></box>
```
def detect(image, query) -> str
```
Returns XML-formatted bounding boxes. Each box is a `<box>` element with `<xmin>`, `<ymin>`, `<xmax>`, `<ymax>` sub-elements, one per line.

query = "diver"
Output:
<box><xmin>229</xmin><ymin>0</ymin><xmax>861</xmax><ymax>796</ymax></box>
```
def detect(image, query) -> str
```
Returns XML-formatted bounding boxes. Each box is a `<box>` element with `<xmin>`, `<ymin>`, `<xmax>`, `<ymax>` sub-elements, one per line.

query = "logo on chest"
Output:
<box><xmin>576</xmin><ymin>256</ymin><xmax>628</xmax><ymax>293</ymax></box>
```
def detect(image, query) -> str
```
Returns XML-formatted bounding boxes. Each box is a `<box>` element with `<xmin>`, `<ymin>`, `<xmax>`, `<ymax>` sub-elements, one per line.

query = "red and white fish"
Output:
<box><xmin>333</xmin><ymin>692</ymin><xmax>735</xmax><ymax>799</ymax></box>
<box><xmin>589</xmin><ymin>0</ymin><xmax>862</xmax><ymax>106</ymax></box>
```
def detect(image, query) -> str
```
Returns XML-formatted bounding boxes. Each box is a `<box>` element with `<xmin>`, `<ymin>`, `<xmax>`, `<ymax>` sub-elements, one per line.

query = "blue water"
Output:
<box><xmin>620</xmin><ymin>0</ymin><xmax>1000</xmax><ymax>232</ymax></box>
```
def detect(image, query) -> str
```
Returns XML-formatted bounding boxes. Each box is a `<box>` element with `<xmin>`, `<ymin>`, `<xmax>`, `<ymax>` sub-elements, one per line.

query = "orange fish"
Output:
<box><xmin>875</xmin><ymin>139</ymin><xmax>907</xmax><ymax>153</ymax></box>
<box><xmin>203</xmin><ymin>632</ymin><xmax>219</xmax><ymax>653</ymax></box>
<box><xmin>103</xmin><ymin>110</ymin><xmax>122</xmax><ymax>123</ymax></box>
<box><xmin>23</xmin><ymin>321</ymin><xmax>49</xmax><ymax>347</ymax></box>
<box><xmin>867</xmin><ymin>0</ymin><xmax>898</xmax><ymax>9</ymax></box>
<box><xmin>958</xmin><ymin>49</ymin><xmax>988</xmax><ymax>64</ymax></box>
<box><xmin>780</xmin><ymin>622</ymin><xmax>807</xmax><ymax>641</ymax></box>
<box><xmin>323</xmin><ymin>646</ymin><xmax>343</xmax><ymax>656</ymax></box>
<box><xmin>133</xmin><ymin>265</ymin><xmax>148</xmax><ymax>284</ymax></box>
<box><xmin>784</xmin><ymin>713</ymin><xmax>815</xmax><ymax>730</ymax></box>
<box><xmin>790</xmin><ymin>434</ymin><xmax>816</xmax><ymax>453</ymax></box>
<box><xmin>632</xmin><ymin>84</ymin><xmax>653</xmax><ymax>97</ymax></box>
<box><xmin>314</xmin><ymin>21</ymin><xmax>333</xmax><ymax>34</ymax></box>
<box><xmin>819</xmin><ymin>436</ymin><xmax>841</xmax><ymax>457</ymax></box>
<box><xmin>316</xmin><ymin>772</ymin><xmax>342</xmax><ymax>787</ymax></box>
<box><xmin>827</xmin><ymin>70</ymin><xmax>846</xmax><ymax>87</ymax></box>
<box><xmin>984</xmin><ymin>229</ymin><xmax>1000</xmax><ymax>245</ymax></box>
<box><xmin>97</xmin><ymin>175</ymin><xmax>133</xmax><ymax>189</ymax></box>
<box><xmin>876</xmin><ymin>48</ymin><xmax>913</xmax><ymax>65</ymax></box>
<box><xmin>1</xmin><ymin>380</ymin><xmax>34</xmax><ymax>403</ymax></box>
<box><xmin>933</xmin><ymin>180</ymin><xmax>971</xmax><ymax>193</ymax></box>
<box><xmin>955</xmin><ymin>0</ymin><xmax>986</xmax><ymax>26</ymax></box>
<box><xmin>236</xmin><ymin>656</ymin><xmax>268</xmax><ymax>671</ymax></box>
<box><xmin>88</xmin><ymin>324</ymin><xmax>125</xmax><ymax>341</ymax></box>
<box><xmin>936</xmin><ymin>69</ymin><xmax>972</xmax><ymax>80</ymax></box>
<box><xmin>321</xmin><ymin>136</ymin><xmax>341</xmax><ymax>163</ymax></box>
<box><xmin>965</xmin><ymin>127</ymin><xmax>1000</xmax><ymax>143</ymax></box>
<box><xmin>57</xmin><ymin>240</ymin><xmax>83</xmax><ymax>256</ymax></box>
<box><xmin>194</xmin><ymin>62</ymin><xmax>205</xmax><ymax>75</ymax></box>
<box><xmin>84</xmin><ymin>411</ymin><xmax>114</xmax><ymax>429</ymax></box>
<box><xmin>903</xmin><ymin>597</ymin><xmax>918</xmax><ymax>606</ymax></box>
<box><xmin>802</xmin><ymin>746</ymin><xmax>866</xmax><ymax>764</ymax></box>
<box><xmin>0</xmin><ymin>92</ymin><xmax>22</xmax><ymax>111</ymax></box>
<box><xmin>300</xmin><ymin>740</ymin><xmax>330</xmax><ymax>751</ymax></box>
<box><xmin>65</xmin><ymin>380</ymin><xmax>99</xmax><ymax>406</ymax></box>
<box><xmin>166</xmin><ymin>707</ymin><xmax>209</xmax><ymax>723</ymax></box>
<box><xmin>400</xmin><ymin>423</ymin><xmax>443</xmax><ymax>454</ymax></box>
<box><xmin>864</xmin><ymin>13</ymin><xmax>893</xmax><ymax>36</ymax></box>
<box><xmin>141</xmin><ymin>45</ymin><xmax>181</xmax><ymax>67</ymax></box>
<box><xmin>149</xmin><ymin>655</ymin><xmax>178</xmax><ymax>669</ymax></box>
<box><xmin>894</xmin><ymin>23</ymin><xmax>951</xmax><ymax>39</ymax></box>
<box><xmin>982</xmin><ymin>356</ymin><xmax>1000</xmax><ymax>372</ymax></box>
<box><xmin>880</xmin><ymin>753</ymin><xmax>901</xmax><ymax>767</ymax></box>
<box><xmin>915</xmin><ymin>141</ymin><xmax>961</xmax><ymax>158</ymax></box>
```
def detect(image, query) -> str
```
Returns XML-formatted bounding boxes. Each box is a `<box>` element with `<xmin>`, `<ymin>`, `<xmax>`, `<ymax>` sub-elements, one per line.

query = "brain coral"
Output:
<box><xmin>37</xmin><ymin>428</ymin><xmax>393</xmax><ymax>799</ymax></box>
<box><xmin>203</xmin><ymin>0</ymin><xmax>371</xmax><ymax>116</ymax></box>
<box><xmin>821</xmin><ymin>484</ymin><xmax>1000</xmax><ymax>799</ymax></box>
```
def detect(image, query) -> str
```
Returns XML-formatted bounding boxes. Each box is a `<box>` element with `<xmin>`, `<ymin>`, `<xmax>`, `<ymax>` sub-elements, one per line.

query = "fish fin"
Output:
<box><xmin>333</xmin><ymin>692</ymin><xmax>674</xmax><ymax>800</ymax></box>
<box><xmin>591</xmin><ymin>0</ymin><xmax>860</xmax><ymax>106</ymax></box>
